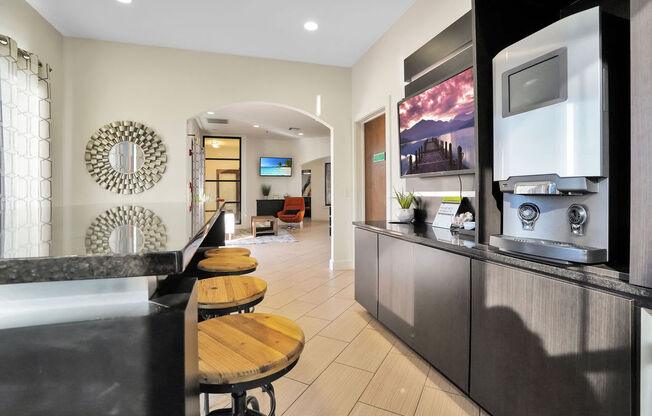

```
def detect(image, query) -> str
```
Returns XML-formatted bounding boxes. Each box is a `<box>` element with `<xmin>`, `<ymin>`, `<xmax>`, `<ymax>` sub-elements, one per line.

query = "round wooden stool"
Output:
<box><xmin>199</xmin><ymin>314</ymin><xmax>305</xmax><ymax>416</ymax></box>
<box><xmin>197</xmin><ymin>275</ymin><xmax>267</xmax><ymax>320</ymax></box>
<box><xmin>197</xmin><ymin>256</ymin><xmax>258</xmax><ymax>276</ymax></box>
<box><xmin>205</xmin><ymin>247</ymin><xmax>251</xmax><ymax>257</ymax></box>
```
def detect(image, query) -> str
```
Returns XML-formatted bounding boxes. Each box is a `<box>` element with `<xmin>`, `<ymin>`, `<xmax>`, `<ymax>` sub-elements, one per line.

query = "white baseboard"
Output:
<box><xmin>330</xmin><ymin>258</ymin><xmax>353</xmax><ymax>271</ymax></box>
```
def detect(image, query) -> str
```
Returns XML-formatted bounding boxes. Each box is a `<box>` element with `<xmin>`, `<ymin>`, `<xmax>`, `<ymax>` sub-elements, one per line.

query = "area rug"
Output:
<box><xmin>225</xmin><ymin>228</ymin><xmax>298</xmax><ymax>245</ymax></box>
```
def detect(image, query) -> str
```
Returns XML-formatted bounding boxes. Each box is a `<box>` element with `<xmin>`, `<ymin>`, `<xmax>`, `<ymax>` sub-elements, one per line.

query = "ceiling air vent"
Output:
<box><xmin>206</xmin><ymin>118</ymin><xmax>229</xmax><ymax>124</ymax></box>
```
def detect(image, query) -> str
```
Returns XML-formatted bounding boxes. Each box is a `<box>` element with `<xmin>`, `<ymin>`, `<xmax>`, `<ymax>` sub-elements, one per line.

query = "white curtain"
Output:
<box><xmin>0</xmin><ymin>35</ymin><xmax>52</xmax><ymax>258</ymax></box>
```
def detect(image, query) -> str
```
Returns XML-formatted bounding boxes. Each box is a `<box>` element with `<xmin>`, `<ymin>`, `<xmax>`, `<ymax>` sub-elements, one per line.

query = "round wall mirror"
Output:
<box><xmin>85</xmin><ymin>206</ymin><xmax>167</xmax><ymax>255</ymax></box>
<box><xmin>108</xmin><ymin>141</ymin><xmax>145</xmax><ymax>174</ymax></box>
<box><xmin>108</xmin><ymin>224</ymin><xmax>146</xmax><ymax>254</ymax></box>
<box><xmin>85</xmin><ymin>121</ymin><xmax>167</xmax><ymax>194</ymax></box>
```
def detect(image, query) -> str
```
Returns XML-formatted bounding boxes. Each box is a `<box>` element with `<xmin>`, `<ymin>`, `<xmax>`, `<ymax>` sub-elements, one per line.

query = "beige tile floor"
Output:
<box><xmin>203</xmin><ymin>220</ymin><xmax>490</xmax><ymax>416</ymax></box>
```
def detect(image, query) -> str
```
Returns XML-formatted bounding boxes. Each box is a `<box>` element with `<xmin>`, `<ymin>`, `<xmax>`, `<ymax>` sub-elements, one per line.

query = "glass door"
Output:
<box><xmin>203</xmin><ymin>136</ymin><xmax>241</xmax><ymax>223</ymax></box>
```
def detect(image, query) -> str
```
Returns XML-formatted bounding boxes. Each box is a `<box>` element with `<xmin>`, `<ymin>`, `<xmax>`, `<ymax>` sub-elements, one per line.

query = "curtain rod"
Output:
<box><xmin>1</xmin><ymin>34</ymin><xmax>53</xmax><ymax>72</ymax></box>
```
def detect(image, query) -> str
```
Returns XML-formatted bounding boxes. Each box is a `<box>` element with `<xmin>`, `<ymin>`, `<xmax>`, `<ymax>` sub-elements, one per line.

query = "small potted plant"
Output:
<box><xmin>394</xmin><ymin>188</ymin><xmax>415</xmax><ymax>223</ymax></box>
<box><xmin>261</xmin><ymin>184</ymin><xmax>271</xmax><ymax>199</ymax></box>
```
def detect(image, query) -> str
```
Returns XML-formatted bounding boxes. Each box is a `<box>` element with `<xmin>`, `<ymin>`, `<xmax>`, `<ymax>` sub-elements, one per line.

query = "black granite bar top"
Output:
<box><xmin>0</xmin><ymin>202</ymin><xmax>224</xmax><ymax>284</ymax></box>
<box><xmin>354</xmin><ymin>221</ymin><xmax>652</xmax><ymax>306</ymax></box>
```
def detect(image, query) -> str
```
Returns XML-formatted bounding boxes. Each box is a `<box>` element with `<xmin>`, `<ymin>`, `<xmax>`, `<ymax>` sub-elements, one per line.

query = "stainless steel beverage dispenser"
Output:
<box><xmin>490</xmin><ymin>7</ymin><xmax>609</xmax><ymax>263</ymax></box>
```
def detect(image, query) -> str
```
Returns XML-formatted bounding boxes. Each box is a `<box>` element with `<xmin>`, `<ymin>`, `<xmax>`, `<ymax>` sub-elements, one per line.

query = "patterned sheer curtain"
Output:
<box><xmin>0</xmin><ymin>35</ymin><xmax>52</xmax><ymax>258</ymax></box>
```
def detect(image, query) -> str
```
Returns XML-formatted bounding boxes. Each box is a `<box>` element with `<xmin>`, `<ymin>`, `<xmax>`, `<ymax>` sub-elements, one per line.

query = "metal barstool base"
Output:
<box><xmin>205</xmin><ymin>384</ymin><xmax>276</xmax><ymax>416</ymax></box>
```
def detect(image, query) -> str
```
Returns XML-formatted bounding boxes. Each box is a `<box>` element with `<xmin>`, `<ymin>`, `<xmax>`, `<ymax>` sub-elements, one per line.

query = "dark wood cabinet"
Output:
<box><xmin>354</xmin><ymin>228</ymin><xmax>379</xmax><ymax>318</ymax></box>
<box><xmin>470</xmin><ymin>260</ymin><xmax>633</xmax><ymax>416</ymax></box>
<box><xmin>256</xmin><ymin>199</ymin><xmax>285</xmax><ymax>217</ymax></box>
<box><xmin>630</xmin><ymin>0</ymin><xmax>652</xmax><ymax>288</ymax></box>
<box><xmin>412</xmin><ymin>243</ymin><xmax>470</xmax><ymax>391</ymax></box>
<box><xmin>378</xmin><ymin>235</ymin><xmax>471</xmax><ymax>391</ymax></box>
<box><xmin>378</xmin><ymin>236</ymin><xmax>416</xmax><ymax>344</ymax></box>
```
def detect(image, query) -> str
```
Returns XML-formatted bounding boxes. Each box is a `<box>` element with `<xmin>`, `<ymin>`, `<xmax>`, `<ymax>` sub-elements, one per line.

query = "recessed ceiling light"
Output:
<box><xmin>117</xmin><ymin>0</ymin><xmax>132</xmax><ymax>4</ymax></box>
<box><xmin>304</xmin><ymin>21</ymin><xmax>319</xmax><ymax>31</ymax></box>
<box><xmin>298</xmin><ymin>132</ymin><xmax>304</xmax><ymax>136</ymax></box>
<box><xmin>207</xmin><ymin>111</ymin><xmax>215</xmax><ymax>115</ymax></box>
<box><xmin>253</xmin><ymin>124</ymin><xmax>260</xmax><ymax>128</ymax></box>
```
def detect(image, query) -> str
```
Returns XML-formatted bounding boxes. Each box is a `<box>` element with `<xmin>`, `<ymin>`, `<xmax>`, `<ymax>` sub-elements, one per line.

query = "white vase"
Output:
<box><xmin>397</xmin><ymin>208</ymin><xmax>413</xmax><ymax>223</ymax></box>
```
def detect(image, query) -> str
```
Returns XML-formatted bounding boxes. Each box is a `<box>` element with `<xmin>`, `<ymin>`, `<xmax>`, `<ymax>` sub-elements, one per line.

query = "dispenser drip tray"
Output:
<box><xmin>489</xmin><ymin>234</ymin><xmax>607</xmax><ymax>264</ymax></box>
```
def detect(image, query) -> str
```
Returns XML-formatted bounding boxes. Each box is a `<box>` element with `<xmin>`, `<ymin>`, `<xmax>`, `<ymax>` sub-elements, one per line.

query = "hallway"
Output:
<box><xmin>206</xmin><ymin>220</ymin><xmax>487</xmax><ymax>416</ymax></box>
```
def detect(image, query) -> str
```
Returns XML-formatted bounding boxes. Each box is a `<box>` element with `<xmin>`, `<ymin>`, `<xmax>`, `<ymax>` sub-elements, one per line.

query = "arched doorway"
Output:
<box><xmin>186</xmin><ymin>102</ymin><xmax>334</xmax><ymax>262</ymax></box>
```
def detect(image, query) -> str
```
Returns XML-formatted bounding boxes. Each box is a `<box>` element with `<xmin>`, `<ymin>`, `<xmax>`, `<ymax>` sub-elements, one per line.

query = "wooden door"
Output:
<box><xmin>364</xmin><ymin>114</ymin><xmax>386</xmax><ymax>221</ymax></box>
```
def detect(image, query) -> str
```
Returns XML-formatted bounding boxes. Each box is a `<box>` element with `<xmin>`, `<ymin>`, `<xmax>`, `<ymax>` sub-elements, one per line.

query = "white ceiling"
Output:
<box><xmin>197</xmin><ymin>102</ymin><xmax>331</xmax><ymax>140</ymax></box>
<box><xmin>26</xmin><ymin>0</ymin><xmax>416</xmax><ymax>67</ymax></box>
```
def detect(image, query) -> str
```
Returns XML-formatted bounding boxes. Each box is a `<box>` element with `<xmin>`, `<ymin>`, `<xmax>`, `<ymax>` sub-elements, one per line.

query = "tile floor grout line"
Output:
<box><xmin>341</xmin><ymin>361</ymin><xmax>380</xmax><ymax>416</ymax></box>
<box><xmin>349</xmin><ymin>401</ymin><xmax>404</xmax><ymax>416</ymax></box>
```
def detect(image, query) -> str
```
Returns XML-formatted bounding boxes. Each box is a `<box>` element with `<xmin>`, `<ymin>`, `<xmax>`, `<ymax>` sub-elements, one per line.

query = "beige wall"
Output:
<box><xmin>0</xmin><ymin>0</ymin><xmax>64</xmax><ymax>206</ymax></box>
<box><xmin>60</xmin><ymin>38</ymin><xmax>352</xmax><ymax>268</ymax></box>
<box><xmin>351</xmin><ymin>0</ymin><xmax>472</xmax><ymax>221</ymax></box>
<box><xmin>240</xmin><ymin>135</ymin><xmax>329</xmax><ymax>226</ymax></box>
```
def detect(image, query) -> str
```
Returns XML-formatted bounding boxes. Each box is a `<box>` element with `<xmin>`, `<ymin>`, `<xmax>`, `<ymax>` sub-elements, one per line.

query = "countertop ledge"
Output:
<box><xmin>0</xmin><ymin>203</ymin><xmax>225</xmax><ymax>284</ymax></box>
<box><xmin>353</xmin><ymin>221</ymin><xmax>652</xmax><ymax>305</ymax></box>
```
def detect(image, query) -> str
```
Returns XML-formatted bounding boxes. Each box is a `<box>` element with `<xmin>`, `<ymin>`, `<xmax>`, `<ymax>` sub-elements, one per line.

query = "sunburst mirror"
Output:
<box><xmin>85</xmin><ymin>206</ymin><xmax>167</xmax><ymax>254</ymax></box>
<box><xmin>85</xmin><ymin>121</ymin><xmax>167</xmax><ymax>194</ymax></box>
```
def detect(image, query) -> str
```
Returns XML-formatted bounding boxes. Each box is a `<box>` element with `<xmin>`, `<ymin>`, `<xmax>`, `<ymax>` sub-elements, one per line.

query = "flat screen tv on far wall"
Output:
<box><xmin>398</xmin><ymin>67</ymin><xmax>475</xmax><ymax>177</ymax></box>
<box><xmin>260</xmin><ymin>157</ymin><xmax>292</xmax><ymax>177</ymax></box>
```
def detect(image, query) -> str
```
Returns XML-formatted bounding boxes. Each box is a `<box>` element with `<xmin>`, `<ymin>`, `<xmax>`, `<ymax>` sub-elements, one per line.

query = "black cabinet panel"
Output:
<box><xmin>470</xmin><ymin>260</ymin><xmax>632</xmax><ymax>416</ymax></box>
<box><xmin>378</xmin><ymin>235</ymin><xmax>471</xmax><ymax>391</ymax></box>
<box><xmin>378</xmin><ymin>235</ymin><xmax>418</xmax><ymax>345</ymax></box>
<box><xmin>413</xmin><ymin>243</ymin><xmax>470</xmax><ymax>391</ymax></box>
<box><xmin>354</xmin><ymin>228</ymin><xmax>378</xmax><ymax>318</ymax></box>
<box><xmin>256</xmin><ymin>199</ymin><xmax>286</xmax><ymax>217</ymax></box>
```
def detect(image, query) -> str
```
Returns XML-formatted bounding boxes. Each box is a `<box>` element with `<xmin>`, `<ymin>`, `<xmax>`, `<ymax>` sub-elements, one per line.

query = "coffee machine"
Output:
<box><xmin>490</xmin><ymin>7</ymin><xmax>611</xmax><ymax>264</ymax></box>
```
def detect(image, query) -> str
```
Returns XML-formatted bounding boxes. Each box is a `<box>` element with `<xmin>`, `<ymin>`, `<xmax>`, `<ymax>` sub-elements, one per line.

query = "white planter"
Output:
<box><xmin>397</xmin><ymin>208</ymin><xmax>413</xmax><ymax>223</ymax></box>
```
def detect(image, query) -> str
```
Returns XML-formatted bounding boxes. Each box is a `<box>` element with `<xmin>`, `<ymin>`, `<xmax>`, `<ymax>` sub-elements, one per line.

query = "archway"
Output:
<box><xmin>186</xmin><ymin>101</ymin><xmax>334</xmax><ymax>264</ymax></box>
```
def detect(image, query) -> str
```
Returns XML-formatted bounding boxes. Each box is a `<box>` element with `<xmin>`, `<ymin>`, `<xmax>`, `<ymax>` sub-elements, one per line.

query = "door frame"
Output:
<box><xmin>202</xmin><ymin>135</ymin><xmax>243</xmax><ymax>224</ymax></box>
<box><xmin>353</xmin><ymin>98</ymin><xmax>392</xmax><ymax>223</ymax></box>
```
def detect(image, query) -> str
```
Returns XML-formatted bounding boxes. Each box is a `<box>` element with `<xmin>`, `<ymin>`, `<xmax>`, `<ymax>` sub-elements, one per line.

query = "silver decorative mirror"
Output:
<box><xmin>85</xmin><ymin>121</ymin><xmax>167</xmax><ymax>194</ymax></box>
<box><xmin>108</xmin><ymin>224</ymin><xmax>145</xmax><ymax>253</ymax></box>
<box><xmin>108</xmin><ymin>141</ymin><xmax>145</xmax><ymax>174</ymax></box>
<box><xmin>85</xmin><ymin>206</ymin><xmax>167</xmax><ymax>255</ymax></box>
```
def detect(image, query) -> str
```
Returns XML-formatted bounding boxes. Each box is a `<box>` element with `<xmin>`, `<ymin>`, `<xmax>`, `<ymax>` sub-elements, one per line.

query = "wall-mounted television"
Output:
<box><xmin>260</xmin><ymin>157</ymin><xmax>292</xmax><ymax>177</ymax></box>
<box><xmin>398</xmin><ymin>67</ymin><xmax>475</xmax><ymax>177</ymax></box>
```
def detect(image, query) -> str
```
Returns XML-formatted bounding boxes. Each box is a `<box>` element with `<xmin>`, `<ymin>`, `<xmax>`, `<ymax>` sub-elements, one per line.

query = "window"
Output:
<box><xmin>203</xmin><ymin>136</ymin><xmax>241</xmax><ymax>223</ymax></box>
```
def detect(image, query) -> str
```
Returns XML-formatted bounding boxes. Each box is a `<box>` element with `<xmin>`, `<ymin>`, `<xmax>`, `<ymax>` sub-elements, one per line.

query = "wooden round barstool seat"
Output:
<box><xmin>197</xmin><ymin>255</ymin><xmax>258</xmax><ymax>276</ymax></box>
<box><xmin>199</xmin><ymin>314</ymin><xmax>305</xmax><ymax>416</ymax></box>
<box><xmin>197</xmin><ymin>275</ymin><xmax>267</xmax><ymax>318</ymax></box>
<box><xmin>205</xmin><ymin>247</ymin><xmax>251</xmax><ymax>257</ymax></box>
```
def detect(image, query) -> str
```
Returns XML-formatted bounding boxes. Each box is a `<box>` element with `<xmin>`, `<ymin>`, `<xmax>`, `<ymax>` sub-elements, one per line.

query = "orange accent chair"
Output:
<box><xmin>277</xmin><ymin>197</ymin><xmax>305</xmax><ymax>225</ymax></box>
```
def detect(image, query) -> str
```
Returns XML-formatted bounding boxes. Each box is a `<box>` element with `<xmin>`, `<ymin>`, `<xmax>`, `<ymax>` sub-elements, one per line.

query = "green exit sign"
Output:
<box><xmin>373</xmin><ymin>152</ymin><xmax>385</xmax><ymax>162</ymax></box>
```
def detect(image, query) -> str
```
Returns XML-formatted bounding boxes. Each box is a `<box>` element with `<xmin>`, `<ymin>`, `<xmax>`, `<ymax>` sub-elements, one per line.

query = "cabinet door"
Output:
<box><xmin>378</xmin><ymin>235</ymin><xmax>417</xmax><ymax>345</ymax></box>
<box><xmin>413</xmin><ymin>244</ymin><xmax>470</xmax><ymax>392</ymax></box>
<box><xmin>470</xmin><ymin>260</ymin><xmax>632</xmax><ymax>416</ymax></box>
<box><xmin>354</xmin><ymin>228</ymin><xmax>379</xmax><ymax>317</ymax></box>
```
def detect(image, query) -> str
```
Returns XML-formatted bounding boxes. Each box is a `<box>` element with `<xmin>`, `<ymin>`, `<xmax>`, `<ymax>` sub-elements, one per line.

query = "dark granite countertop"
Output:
<box><xmin>354</xmin><ymin>221</ymin><xmax>652</xmax><ymax>305</ymax></box>
<box><xmin>0</xmin><ymin>202</ymin><xmax>224</xmax><ymax>284</ymax></box>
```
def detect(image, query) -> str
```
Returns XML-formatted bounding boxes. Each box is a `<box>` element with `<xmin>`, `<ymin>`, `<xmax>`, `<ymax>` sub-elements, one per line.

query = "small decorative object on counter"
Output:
<box><xmin>433</xmin><ymin>196</ymin><xmax>462</xmax><ymax>229</ymax></box>
<box><xmin>452</xmin><ymin>212</ymin><xmax>474</xmax><ymax>228</ymax></box>
<box><xmin>394</xmin><ymin>188</ymin><xmax>415</xmax><ymax>223</ymax></box>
